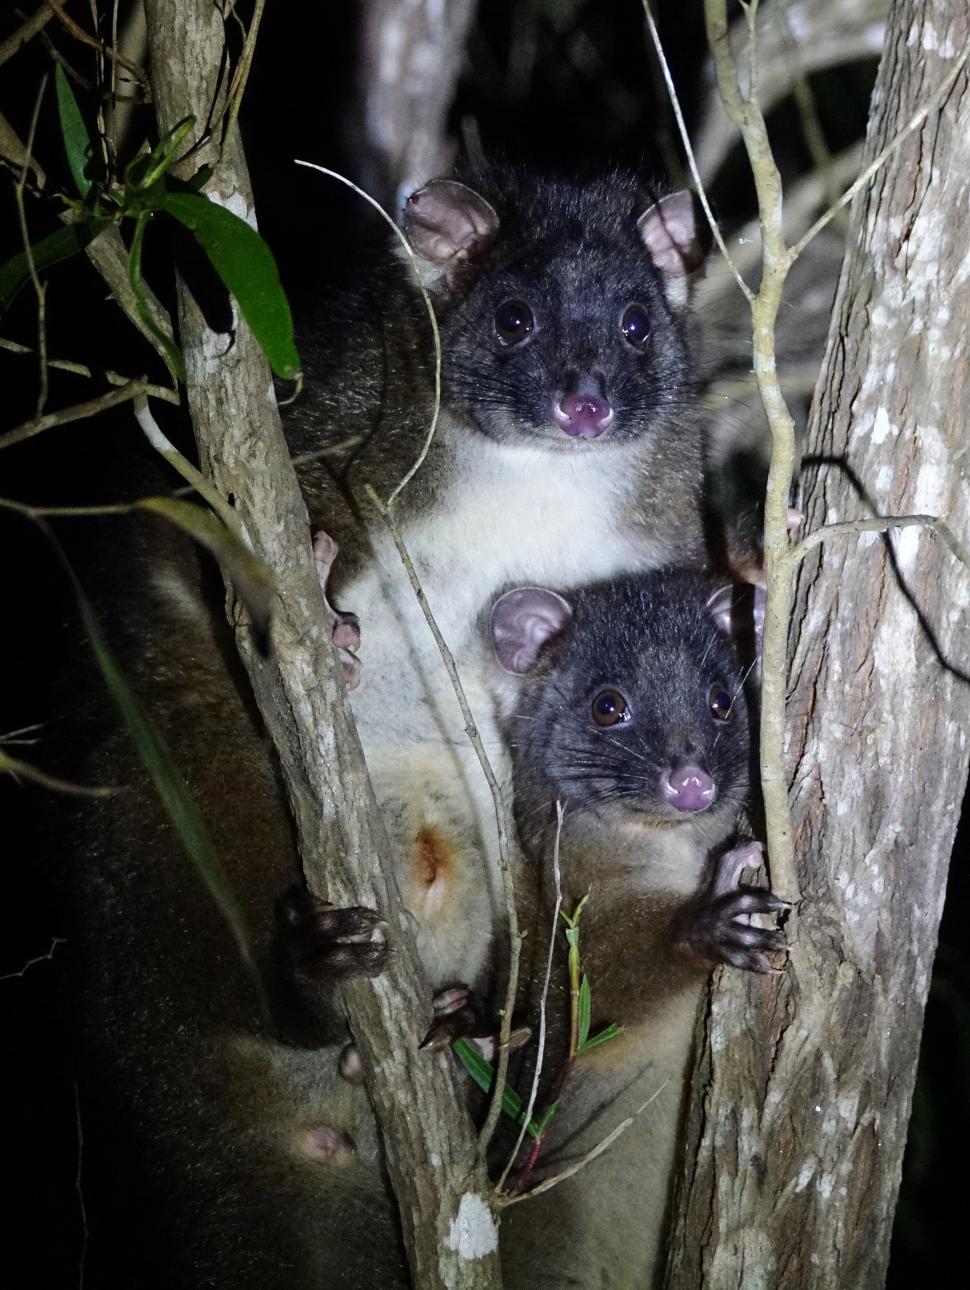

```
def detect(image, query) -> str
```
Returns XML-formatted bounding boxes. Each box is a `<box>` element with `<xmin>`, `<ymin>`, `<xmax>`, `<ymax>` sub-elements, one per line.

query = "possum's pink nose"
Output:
<box><xmin>554</xmin><ymin>393</ymin><xmax>614</xmax><ymax>439</ymax></box>
<box><xmin>662</xmin><ymin>765</ymin><xmax>716</xmax><ymax>812</ymax></box>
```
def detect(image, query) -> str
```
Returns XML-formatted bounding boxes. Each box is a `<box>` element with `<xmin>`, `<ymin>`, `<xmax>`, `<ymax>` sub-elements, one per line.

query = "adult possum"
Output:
<box><xmin>73</xmin><ymin>164</ymin><xmax>722</xmax><ymax>1285</ymax></box>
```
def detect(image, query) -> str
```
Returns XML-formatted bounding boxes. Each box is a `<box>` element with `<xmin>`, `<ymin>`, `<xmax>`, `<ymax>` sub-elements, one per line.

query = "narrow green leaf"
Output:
<box><xmin>163</xmin><ymin>191</ymin><xmax>300</xmax><ymax>380</ymax></box>
<box><xmin>0</xmin><ymin>219</ymin><xmax>109</xmax><ymax>316</ymax></box>
<box><xmin>72</xmin><ymin>579</ymin><xmax>252</xmax><ymax>966</ymax></box>
<box><xmin>578</xmin><ymin>974</ymin><xmax>592</xmax><ymax>1049</ymax></box>
<box><xmin>533</xmin><ymin>1102</ymin><xmax>559</xmax><ymax>1135</ymax></box>
<box><xmin>579</xmin><ymin>1022</ymin><xmax>622</xmax><ymax>1053</ymax></box>
<box><xmin>452</xmin><ymin>1038</ymin><xmax>497</xmax><ymax>1096</ymax></box>
<box><xmin>55</xmin><ymin>65</ymin><xmax>94</xmax><ymax>197</ymax></box>
<box><xmin>451</xmin><ymin>1039</ymin><xmax>541</xmax><ymax>1138</ymax></box>
<box><xmin>127</xmin><ymin>212</ymin><xmax>186</xmax><ymax>382</ymax></box>
<box><xmin>137</xmin><ymin>497</ymin><xmax>274</xmax><ymax>649</ymax></box>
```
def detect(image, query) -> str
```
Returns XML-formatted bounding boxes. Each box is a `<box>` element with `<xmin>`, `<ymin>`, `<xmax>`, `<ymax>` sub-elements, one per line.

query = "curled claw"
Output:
<box><xmin>688</xmin><ymin>841</ymin><xmax>790</xmax><ymax>973</ymax></box>
<box><xmin>278</xmin><ymin>886</ymin><xmax>390</xmax><ymax>983</ymax></box>
<box><xmin>312</xmin><ymin>530</ymin><xmax>362</xmax><ymax>689</ymax></box>
<box><xmin>420</xmin><ymin>984</ymin><xmax>486</xmax><ymax>1052</ymax></box>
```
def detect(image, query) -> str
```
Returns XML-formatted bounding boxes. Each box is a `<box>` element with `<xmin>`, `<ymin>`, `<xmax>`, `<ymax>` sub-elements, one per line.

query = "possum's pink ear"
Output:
<box><xmin>404</xmin><ymin>180</ymin><xmax>499</xmax><ymax>265</ymax></box>
<box><xmin>637</xmin><ymin>191</ymin><xmax>706</xmax><ymax>276</ymax></box>
<box><xmin>707</xmin><ymin>584</ymin><xmax>766</xmax><ymax>658</ymax></box>
<box><xmin>490</xmin><ymin>587</ymin><xmax>573</xmax><ymax>675</ymax></box>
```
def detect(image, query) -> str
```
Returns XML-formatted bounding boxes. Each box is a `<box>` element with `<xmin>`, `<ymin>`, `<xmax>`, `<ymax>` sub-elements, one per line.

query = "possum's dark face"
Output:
<box><xmin>492</xmin><ymin>572</ymin><xmax>751</xmax><ymax>835</ymax></box>
<box><xmin>405</xmin><ymin>170</ymin><xmax>705</xmax><ymax>451</ymax></box>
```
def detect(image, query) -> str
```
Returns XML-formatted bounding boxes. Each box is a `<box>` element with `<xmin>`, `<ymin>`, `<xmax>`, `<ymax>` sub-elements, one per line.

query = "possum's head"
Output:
<box><xmin>490</xmin><ymin>570</ymin><xmax>750</xmax><ymax>842</ymax></box>
<box><xmin>402</xmin><ymin>167</ymin><xmax>707</xmax><ymax>450</ymax></box>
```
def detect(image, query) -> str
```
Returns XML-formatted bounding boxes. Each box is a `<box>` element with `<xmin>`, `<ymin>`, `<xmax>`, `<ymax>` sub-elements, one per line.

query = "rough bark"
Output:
<box><xmin>141</xmin><ymin>4</ymin><xmax>500</xmax><ymax>1286</ymax></box>
<box><xmin>666</xmin><ymin>3</ymin><xmax>970</xmax><ymax>1286</ymax></box>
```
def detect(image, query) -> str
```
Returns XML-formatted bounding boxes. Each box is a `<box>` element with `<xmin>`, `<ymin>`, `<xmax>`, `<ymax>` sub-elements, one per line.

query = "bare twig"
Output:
<box><xmin>791</xmin><ymin>513</ymin><xmax>970</xmax><ymax>570</ymax></box>
<box><xmin>497</xmin><ymin>800</ymin><xmax>565</xmax><ymax>1194</ymax></box>
<box><xmin>0</xmin><ymin>936</ymin><xmax>67</xmax><ymax>980</ymax></box>
<box><xmin>74</xmin><ymin>1082</ymin><xmax>88</xmax><ymax>1290</ymax></box>
<box><xmin>16</xmin><ymin>75</ymin><xmax>50</xmax><ymax>418</ymax></box>
<box><xmin>0</xmin><ymin>379</ymin><xmax>153</xmax><ymax>451</ymax></box>
<box><xmin>45</xmin><ymin>0</ymin><xmax>149</xmax><ymax>87</ymax></box>
<box><xmin>496</xmin><ymin>1079</ymin><xmax>671</xmax><ymax>1209</ymax></box>
<box><xmin>0</xmin><ymin>749</ymin><xmax>115</xmax><ymax>797</ymax></box>
<box><xmin>790</xmin><ymin>36</ymin><xmax>970</xmax><ymax>261</ymax></box>
<box><xmin>641</xmin><ymin>3</ymin><xmax>753</xmax><ymax>302</ymax></box>
<box><xmin>133</xmin><ymin>396</ymin><xmax>241</xmax><ymax>535</ymax></box>
<box><xmin>0</xmin><ymin>4</ymin><xmax>56</xmax><ymax>67</ymax></box>
<box><xmin>293</xmin><ymin>160</ymin><xmax>443</xmax><ymax>506</ymax></box>
<box><xmin>0</xmin><ymin>496</ymin><xmax>134</xmax><ymax>519</ymax></box>
<box><xmin>364</xmin><ymin>484</ymin><xmax>522</xmax><ymax>1151</ymax></box>
<box><xmin>0</xmin><ymin>336</ymin><xmax>178</xmax><ymax>401</ymax></box>
<box><xmin>223</xmin><ymin>0</ymin><xmax>266</xmax><ymax>138</ymax></box>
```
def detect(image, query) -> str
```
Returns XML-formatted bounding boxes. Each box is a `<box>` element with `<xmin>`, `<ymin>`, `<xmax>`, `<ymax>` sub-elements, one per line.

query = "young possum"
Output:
<box><xmin>71</xmin><ymin>164</ymin><xmax>720</xmax><ymax>1286</ymax></box>
<box><xmin>488</xmin><ymin>570</ymin><xmax>786</xmax><ymax>1289</ymax></box>
<box><xmin>286</xmin><ymin>162</ymin><xmax>715</xmax><ymax>988</ymax></box>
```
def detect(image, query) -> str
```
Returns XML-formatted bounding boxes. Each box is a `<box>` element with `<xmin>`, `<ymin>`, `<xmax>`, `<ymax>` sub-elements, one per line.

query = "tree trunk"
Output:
<box><xmin>666</xmin><ymin>3</ymin><xmax>970</xmax><ymax>1286</ymax></box>
<box><xmin>141</xmin><ymin>4</ymin><xmax>501</xmax><ymax>1286</ymax></box>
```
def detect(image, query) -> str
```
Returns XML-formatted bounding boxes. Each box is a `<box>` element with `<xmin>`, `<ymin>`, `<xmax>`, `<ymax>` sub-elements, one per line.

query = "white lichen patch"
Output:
<box><xmin>209</xmin><ymin>188</ymin><xmax>259</xmax><ymax>232</ymax></box>
<box><xmin>444</xmin><ymin>1193</ymin><xmax>498</xmax><ymax>1261</ymax></box>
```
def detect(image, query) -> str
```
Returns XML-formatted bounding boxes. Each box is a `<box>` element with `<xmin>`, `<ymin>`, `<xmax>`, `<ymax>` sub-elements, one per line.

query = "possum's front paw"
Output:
<box><xmin>278</xmin><ymin>886</ymin><xmax>389</xmax><ymax>985</ymax></box>
<box><xmin>420</xmin><ymin>985</ymin><xmax>489</xmax><ymax>1052</ymax></box>
<box><xmin>312</xmin><ymin>530</ymin><xmax>361</xmax><ymax>689</ymax></box>
<box><xmin>687</xmin><ymin>841</ymin><xmax>789</xmax><ymax>973</ymax></box>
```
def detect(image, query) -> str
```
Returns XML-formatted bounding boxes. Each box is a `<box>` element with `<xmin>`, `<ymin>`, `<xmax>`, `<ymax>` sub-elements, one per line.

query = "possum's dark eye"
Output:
<box><xmin>621</xmin><ymin>304</ymin><xmax>651</xmax><ymax>349</ymax></box>
<box><xmin>708</xmin><ymin>685</ymin><xmax>732</xmax><ymax>721</ymax></box>
<box><xmin>495</xmin><ymin>299</ymin><xmax>535</xmax><ymax>346</ymax></box>
<box><xmin>591</xmin><ymin>689</ymin><xmax>630</xmax><ymax>727</ymax></box>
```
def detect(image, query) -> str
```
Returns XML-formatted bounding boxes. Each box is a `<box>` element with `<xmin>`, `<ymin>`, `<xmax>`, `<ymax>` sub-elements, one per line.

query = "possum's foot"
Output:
<box><xmin>421</xmin><ymin>986</ymin><xmax>532</xmax><ymax>1059</ymax></box>
<box><xmin>688</xmin><ymin>841</ymin><xmax>789</xmax><ymax>973</ymax></box>
<box><xmin>278</xmin><ymin>886</ymin><xmax>389</xmax><ymax>985</ymax></box>
<box><xmin>312</xmin><ymin>530</ymin><xmax>361</xmax><ymax>689</ymax></box>
<box><xmin>420</xmin><ymin>985</ymin><xmax>488</xmax><ymax>1052</ymax></box>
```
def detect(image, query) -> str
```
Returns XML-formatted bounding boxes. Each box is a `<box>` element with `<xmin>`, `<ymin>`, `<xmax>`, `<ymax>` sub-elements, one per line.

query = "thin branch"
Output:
<box><xmin>16</xmin><ymin>74</ymin><xmax>49</xmax><ymax>418</ymax></box>
<box><xmin>641</xmin><ymin>2</ymin><xmax>753</xmax><ymax>302</ymax></box>
<box><xmin>0</xmin><ymin>377</ymin><xmax>154</xmax><ymax>451</ymax></box>
<box><xmin>0</xmin><ymin>496</ymin><xmax>134</xmax><ymax>518</ymax></box>
<box><xmin>293</xmin><ymin>160</ymin><xmax>444</xmax><ymax>507</ymax></box>
<box><xmin>45</xmin><ymin>0</ymin><xmax>150</xmax><ymax>87</ymax></box>
<box><xmin>223</xmin><ymin>0</ymin><xmax>266</xmax><ymax>138</ymax></box>
<box><xmin>133</xmin><ymin>396</ymin><xmax>241</xmax><ymax>536</ymax></box>
<box><xmin>0</xmin><ymin>4</ymin><xmax>56</xmax><ymax>67</ymax></box>
<box><xmin>0</xmin><ymin>336</ymin><xmax>178</xmax><ymax>402</ymax></box>
<box><xmin>364</xmin><ymin>484</ymin><xmax>521</xmax><ymax>1152</ymax></box>
<box><xmin>0</xmin><ymin>749</ymin><xmax>115</xmax><ymax>797</ymax></box>
<box><xmin>790</xmin><ymin>35</ymin><xmax>970</xmax><ymax>262</ymax></box>
<box><xmin>0</xmin><ymin>936</ymin><xmax>67</xmax><ymax>980</ymax></box>
<box><xmin>791</xmin><ymin>513</ymin><xmax>970</xmax><ymax>570</ymax></box>
<box><xmin>497</xmin><ymin>801</ymin><xmax>565</xmax><ymax>1194</ymax></box>
<box><xmin>496</xmin><ymin>1079</ymin><xmax>671</xmax><ymax>1209</ymax></box>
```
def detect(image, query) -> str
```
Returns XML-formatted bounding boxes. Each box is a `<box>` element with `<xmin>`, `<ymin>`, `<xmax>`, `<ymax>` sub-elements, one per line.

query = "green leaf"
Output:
<box><xmin>578</xmin><ymin>1022</ymin><xmax>622</xmax><ymax>1053</ymax></box>
<box><xmin>452</xmin><ymin>1038</ymin><xmax>497</xmax><ymax>1097</ymax></box>
<box><xmin>55</xmin><ymin>65</ymin><xmax>94</xmax><ymax>197</ymax></box>
<box><xmin>451</xmin><ymin>1039</ymin><xmax>541</xmax><ymax>1139</ymax></box>
<box><xmin>127</xmin><ymin>212</ymin><xmax>186</xmax><ymax>382</ymax></box>
<box><xmin>137</xmin><ymin>497</ymin><xmax>274</xmax><ymax>650</ymax></box>
<box><xmin>0</xmin><ymin>219</ymin><xmax>110</xmax><ymax>316</ymax></box>
<box><xmin>67</xmin><ymin>571</ymin><xmax>252</xmax><ymax>967</ymax></box>
<box><xmin>578</xmin><ymin>974</ymin><xmax>591</xmax><ymax>1049</ymax></box>
<box><xmin>163</xmin><ymin>191</ymin><xmax>300</xmax><ymax>380</ymax></box>
<box><xmin>125</xmin><ymin>117</ymin><xmax>195</xmax><ymax>196</ymax></box>
<box><xmin>533</xmin><ymin>1102</ymin><xmax>559</xmax><ymax>1135</ymax></box>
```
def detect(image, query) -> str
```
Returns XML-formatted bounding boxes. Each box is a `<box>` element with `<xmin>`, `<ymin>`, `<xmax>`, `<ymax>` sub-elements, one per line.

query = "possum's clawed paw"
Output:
<box><xmin>420</xmin><ymin>985</ymin><xmax>487</xmax><ymax>1052</ymax></box>
<box><xmin>312</xmin><ymin>530</ymin><xmax>362</xmax><ymax>689</ymax></box>
<box><xmin>688</xmin><ymin>841</ymin><xmax>790</xmax><ymax>973</ymax></box>
<box><xmin>421</xmin><ymin>986</ymin><xmax>532</xmax><ymax>1059</ymax></box>
<box><xmin>278</xmin><ymin>886</ymin><xmax>389</xmax><ymax>983</ymax></box>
